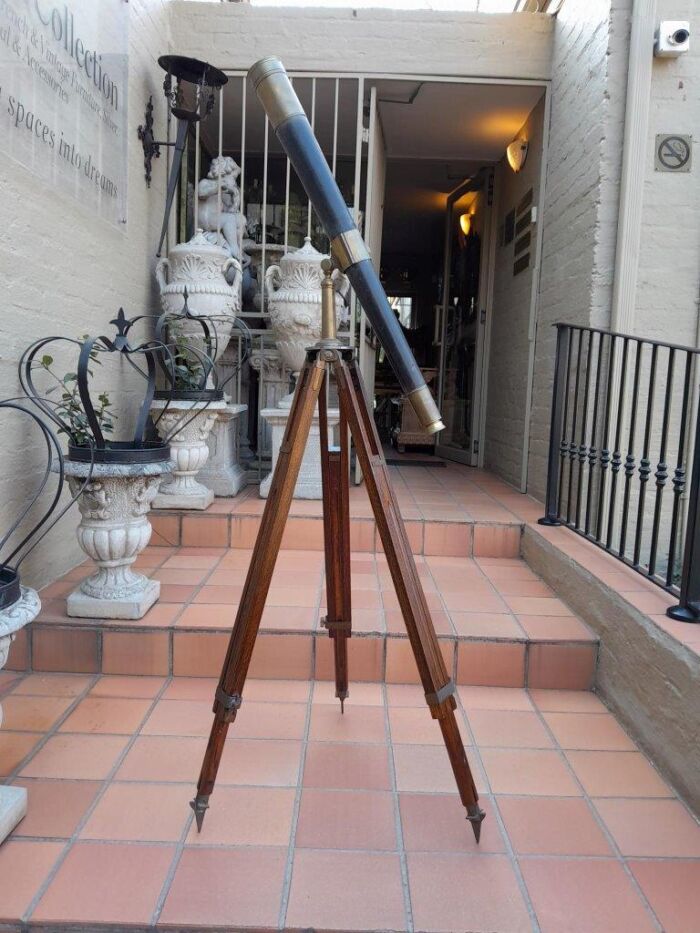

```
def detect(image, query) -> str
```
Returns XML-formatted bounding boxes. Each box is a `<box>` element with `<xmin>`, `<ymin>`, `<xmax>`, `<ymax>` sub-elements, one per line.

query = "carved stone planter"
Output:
<box><xmin>64</xmin><ymin>460</ymin><xmax>172</xmax><ymax>620</ymax></box>
<box><xmin>156</xmin><ymin>230</ymin><xmax>241</xmax><ymax>363</ymax></box>
<box><xmin>197</xmin><ymin>402</ymin><xmax>248</xmax><ymax>497</ymax></box>
<box><xmin>0</xmin><ymin>587</ymin><xmax>40</xmax><ymax>842</ymax></box>
<box><xmin>151</xmin><ymin>399</ymin><xmax>226</xmax><ymax>510</ymax></box>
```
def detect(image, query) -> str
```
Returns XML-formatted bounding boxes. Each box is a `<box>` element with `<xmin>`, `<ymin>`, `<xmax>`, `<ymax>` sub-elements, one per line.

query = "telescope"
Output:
<box><xmin>249</xmin><ymin>58</ymin><xmax>445</xmax><ymax>434</ymax></box>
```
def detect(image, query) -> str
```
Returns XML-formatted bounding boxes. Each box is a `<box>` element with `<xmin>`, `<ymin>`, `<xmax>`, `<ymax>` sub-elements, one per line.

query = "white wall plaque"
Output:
<box><xmin>0</xmin><ymin>0</ymin><xmax>129</xmax><ymax>225</ymax></box>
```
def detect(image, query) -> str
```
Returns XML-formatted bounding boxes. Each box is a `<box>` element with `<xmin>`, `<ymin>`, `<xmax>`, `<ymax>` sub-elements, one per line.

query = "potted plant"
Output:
<box><xmin>20</xmin><ymin>311</ymin><xmax>175</xmax><ymax>620</ymax></box>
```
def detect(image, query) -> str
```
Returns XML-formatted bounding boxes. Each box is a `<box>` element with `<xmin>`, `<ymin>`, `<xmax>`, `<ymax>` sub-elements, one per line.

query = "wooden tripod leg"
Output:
<box><xmin>319</xmin><ymin>374</ymin><xmax>351</xmax><ymax>711</ymax></box>
<box><xmin>191</xmin><ymin>355</ymin><xmax>326</xmax><ymax>830</ymax></box>
<box><xmin>334</xmin><ymin>354</ymin><xmax>485</xmax><ymax>841</ymax></box>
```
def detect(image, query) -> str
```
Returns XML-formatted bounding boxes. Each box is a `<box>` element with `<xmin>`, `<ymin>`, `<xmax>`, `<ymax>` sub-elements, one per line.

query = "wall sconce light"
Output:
<box><xmin>506</xmin><ymin>139</ymin><xmax>528</xmax><ymax>173</ymax></box>
<box><xmin>459</xmin><ymin>212</ymin><xmax>473</xmax><ymax>236</ymax></box>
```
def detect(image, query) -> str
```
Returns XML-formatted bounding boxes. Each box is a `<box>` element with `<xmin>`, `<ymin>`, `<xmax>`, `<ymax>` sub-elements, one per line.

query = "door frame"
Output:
<box><xmin>436</xmin><ymin>172</ymin><xmax>496</xmax><ymax>466</ymax></box>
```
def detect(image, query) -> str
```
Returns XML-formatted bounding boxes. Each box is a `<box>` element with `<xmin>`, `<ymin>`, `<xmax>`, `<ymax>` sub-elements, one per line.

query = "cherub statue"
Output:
<box><xmin>197</xmin><ymin>156</ymin><xmax>247</xmax><ymax>263</ymax></box>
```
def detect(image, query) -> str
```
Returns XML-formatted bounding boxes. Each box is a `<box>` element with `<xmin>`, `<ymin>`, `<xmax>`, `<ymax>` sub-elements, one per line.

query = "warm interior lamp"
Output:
<box><xmin>459</xmin><ymin>212</ymin><xmax>472</xmax><ymax>236</ymax></box>
<box><xmin>506</xmin><ymin>139</ymin><xmax>528</xmax><ymax>173</ymax></box>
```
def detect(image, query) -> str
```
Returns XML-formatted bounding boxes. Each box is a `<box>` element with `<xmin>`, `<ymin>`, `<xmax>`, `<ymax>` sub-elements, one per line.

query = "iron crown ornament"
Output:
<box><xmin>20</xmin><ymin>310</ymin><xmax>174</xmax><ymax>465</ymax></box>
<box><xmin>0</xmin><ymin>400</ymin><xmax>93</xmax><ymax>610</ymax></box>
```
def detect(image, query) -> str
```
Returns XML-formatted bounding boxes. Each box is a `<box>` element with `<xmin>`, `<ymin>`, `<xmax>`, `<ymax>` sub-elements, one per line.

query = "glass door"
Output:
<box><xmin>436</xmin><ymin>179</ymin><xmax>487</xmax><ymax>465</ymax></box>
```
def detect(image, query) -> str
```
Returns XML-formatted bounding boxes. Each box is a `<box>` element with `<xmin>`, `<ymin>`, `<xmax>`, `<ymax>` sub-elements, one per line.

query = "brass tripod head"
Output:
<box><xmin>318</xmin><ymin>257</ymin><xmax>341</xmax><ymax>348</ymax></box>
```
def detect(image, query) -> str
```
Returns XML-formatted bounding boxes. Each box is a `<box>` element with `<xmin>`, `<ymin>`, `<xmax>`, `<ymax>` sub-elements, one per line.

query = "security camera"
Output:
<box><xmin>654</xmin><ymin>21</ymin><xmax>691</xmax><ymax>57</ymax></box>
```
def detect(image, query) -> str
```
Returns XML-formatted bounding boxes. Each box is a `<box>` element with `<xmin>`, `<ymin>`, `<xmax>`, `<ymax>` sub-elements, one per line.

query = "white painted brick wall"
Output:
<box><xmin>526</xmin><ymin>0</ymin><xmax>631</xmax><ymax>502</ymax></box>
<box><xmin>0</xmin><ymin>0</ymin><xmax>172</xmax><ymax>589</ymax></box>
<box><xmin>168</xmin><ymin>3</ymin><xmax>554</xmax><ymax>80</ymax></box>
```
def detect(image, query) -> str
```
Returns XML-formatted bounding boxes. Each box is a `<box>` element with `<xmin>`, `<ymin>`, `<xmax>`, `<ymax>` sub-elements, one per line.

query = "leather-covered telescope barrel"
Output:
<box><xmin>249</xmin><ymin>57</ymin><xmax>445</xmax><ymax>434</ymax></box>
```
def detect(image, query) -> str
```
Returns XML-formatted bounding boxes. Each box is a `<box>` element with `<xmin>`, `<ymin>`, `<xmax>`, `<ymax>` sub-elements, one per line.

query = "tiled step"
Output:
<box><xmin>9</xmin><ymin>549</ymin><xmax>598</xmax><ymax>690</ymax></box>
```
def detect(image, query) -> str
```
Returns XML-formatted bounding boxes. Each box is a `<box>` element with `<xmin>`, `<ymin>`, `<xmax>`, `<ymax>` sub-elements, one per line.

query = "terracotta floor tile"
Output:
<box><xmin>177</xmin><ymin>604</ymin><xmax>232</xmax><ymax>629</ymax></box>
<box><xmin>192</xmin><ymin>583</ymin><xmax>243</xmax><ymax>604</ymax></box>
<box><xmin>520</xmin><ymin>857</ymin><xmax>656</xmax><ymax>933</ymax></box>
<box><xmin>528</xmin><ymin>688</ymin><xmax>607</xmax><ymax>713</ymax></box>
<box><xmin>543</xmin><ymin>711</ymin><xmax>636</xmax><ymax>750</ymax></box>
<box><xmin>408</xmin><ymin>852</ymin><xmax>531</xmax><ymax>933</ymax></box>
<box><xmin>481</xmin><ymin>748</ymin><xmax>581</xmax><ymax>796</ymax></box>
<box><xmin>450</xmin><ymin>611</ymin><xmax>524</xmax><ymax>638</ymax></box>
<box><xmin>594</xmin><ymin>798</ymin><xmax>700</xmax><ymax>856</ymax></box>
<box><xmin>161</xmin><ymin>553</ymin><xmax>222</xmax><ymax>570</ymax></box>
<box><xmin>32</xmin><ymin>842</ymin><xmax>173</xmax><ymax>925</ymax></box>
<box><xmin>153</xmin><ymin>567</ymin><xmax>210</xmax><ymax>585</ymax></box>
<box><xmin>389</xmin><ymin>706</ymin><xmax>468</xmax><ymax>745</ymax></box>
<box><xmin>0</xmin><ymin>695</ymin><xmax>73</xmax><ymax>732</ymax></box>
<box><xmin>160</xmin><ymin>847</ymin><xmax>287</xmax><ymax>928</ymax></box>
<box><xmin>393</xmin><ymin>743</ymin><xmax>486</xmax><ymax>795</ymax></box>
<box><xmin>186</xmin><ymin>786</ymin><xmax>295</xmax><ymax>846</ymax></box>
<box><xmin>517</xmin><ymin>615</ymin><xmax>595</xmax><ymax>641</ymax></box>
<box><xmin>243</xmin><ymin>678</ymin><xmax>312</xmax><ymax>703</ymax></box>
<box><xmin>10</xmin><ymin>778</ymin><xmax>101</xmax><ymax>838</ymax></box>
<box><xmin>296</xmin><ymin>787</ymin><xmax>397</xmax><ymax>850</ymax></box>
<box><xmin>89</xmin><ymin>675</ymin><xmax>166</xmax><ymax>698</ymax></box>
<box><xmin>116</xmin><ymin>735</ymin><xmax>206</xmax><ymax>782</ymax></box>
<box><xmin>630</xmin><ymin>860</ymin><xmax>700</xmax><ymax>933</ymax></box>
<box><xmin>504</xmin><ymin>595</ymin><xmax>575</xmax><ymax>616</ymax></box>
<box><xmin>159</xmin><ymin>582</ymin><xmax>200</xmax><ymax>603</ymax></box>
<box><xmin>441</xmin><ymin>589</ymin><xmax>509</xmax><ymax>613</ymax></box>
<box><xmin>142</xmin><ymin>698</ymin><xmax>212</xmax><ymax>736</ymax></box>
<box><xmin>400</xmin><ymin>794</ymin><xmax>504</xmax><ymax>853</ymax></box>
<box><xmin>80</xmin><ymin>782</ymin><xmax>191</xmax><ymax>842</ymax></box>
<box><xmin>0</xmin><ymin>732</ymin><xmax>42</xmax><ymax>776</ymax></box>
<box><xmin>458</xmin><ymin>685</ymin><xmax>535</xmax><ymax>711</ymax></box>
<box><xmin>59</xmin><ymin>696</ymin><xmax>152</xmax><ymax>734</ymax></box>
<box><xmin>260</xmin><ymin>604</ymin><xmax>317</xmax><ymax>631</ymax></box>
<box><xmin>497</xmin><ymin>796</ymin><xmax>613</xmax><ymax>855</ymax></box>
<box><xmin>565</xmin><ymin>750</ymin><xmax>673</xmax><ymax>797</ymax></box>
<box><xmin>467</xmin><ymin>708</ymin><xmax>554</xmax><ymax>748</ymax></box>
<box><xmin>285</xmin><ymin>849</ymin><xmax>405</xmax><ymax>931</ymax></box>
<box><xmin>303</xmin><ymin>742</ymin><xmax>391</xmax><ymax>790</ymax></box>
<box><xmin>385</xmin><ymin>683</ymin><xmax>427</xmax><ymax>706</ymax></box>
<box><xmin>11</xmin><ymin>673</ymin><xmax>92</xmax><ymax>696</ymax></box>
<box><xmin>218</xmin><ymin>738</ymin><xmax>303</xmax><ymax>786</ymax></box>
<box><xmin>231</xmin><ymin>701</ymin><xmax>308</xmax><ymax>740</ymax></box>
<box><xmin>313</xmin><ymin>680</ymin><xmax>384</xmax><ymax>705</ymax></box>
<box><xmin>159</xmin><ymin>677</ymin><xmax>217</xmax><ymax>701</ymax></box>
<box><xmin>308</xmin><ymin>703</ymin><xmax>387</xmax><ymax>743</ymax></box>
<box><xmin>0</xmin><ymin>839</ymin><xmax>64</xmax><ymax>922</ymax></box>
<box><xmin>21</xmin><ymin>734</ymin><xmax>129</xmax><ymax>780</ymax></box>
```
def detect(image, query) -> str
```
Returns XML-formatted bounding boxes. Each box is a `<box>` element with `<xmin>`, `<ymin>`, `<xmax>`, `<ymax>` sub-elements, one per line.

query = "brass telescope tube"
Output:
<box><xmin>248</xmin><ymin>57</ymin><xmax>444</xmax><ymax>434</ymax></box>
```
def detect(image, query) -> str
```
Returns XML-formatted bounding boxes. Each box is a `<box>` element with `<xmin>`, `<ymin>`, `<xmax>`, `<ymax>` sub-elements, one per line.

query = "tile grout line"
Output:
<box><xmin>20</xmin><ymin>675</ymin><xmax>174</xmax><ymax>927</ymax></box>
<box><xmin>276</xmin><ymin>677</ymin><xmax>314</xmax><ymax>930</ymax></box>
<box><xmin>382</xmin><ymin>681</ymin><xmax>414</xmax><ymax>933</ymax></box>
<box><xmin>454</xmin><ymin>690</ymin><xmax>542</xmax><ymax>933</ymax></box>
<box><xmin>148</xmin><ymin>779</ymin><xmax>195</xmax><ymax>926</ymax></box>
<box><xmin>524</xmin><ymin>689</ymin><xmax>666</xmax><ymax>933</ymax></box>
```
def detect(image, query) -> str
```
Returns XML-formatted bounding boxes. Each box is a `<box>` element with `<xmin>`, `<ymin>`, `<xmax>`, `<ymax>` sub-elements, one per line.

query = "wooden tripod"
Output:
<box><xmin>191</xmin><ymin>275</ymin><xmax>485</xmax><ymax>842</ymax></box>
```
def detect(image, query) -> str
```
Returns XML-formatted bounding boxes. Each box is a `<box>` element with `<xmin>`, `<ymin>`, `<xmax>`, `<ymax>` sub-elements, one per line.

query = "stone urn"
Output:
<box><xmin>64</xmin><ymin>459</ymin><xmax>173</xmax><ymax>620</ymax></box>
<box><xmin>265</xmin><ymin>237</ymin><xmax>348</xmax><ymax>402</ymax></box>
<box><xmin>151</xmin><ymin>398</ymin><xmax>226</xmax><ymax>510</ymax></box>
<box><xmin>0</xmin><ymin>585</ymin><xmax>40</xmax><ymax>842</ymax></box>
<box><xmin>156</xmin><ymin>230</ymin><xmax>241</xmax><ymax>362</ymax></box>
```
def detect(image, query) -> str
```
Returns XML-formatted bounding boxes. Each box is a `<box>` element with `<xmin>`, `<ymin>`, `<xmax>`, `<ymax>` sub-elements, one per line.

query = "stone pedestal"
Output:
<box><xmin>260</xmin><ymin>403</ymin><xmax>340</xmax><ymax>500</ymax></box>
<box><xmin>0</xmin><ymin>586</ymin><xmax>40</xmax><ymax>842</ymax></box>
<box><xmin>65</xmin><ymin>459</ymin><xmax>173</xmax><ymax>620</ymax></box>
<box><xmin>197</xmin><ymin>402</ymin><xmax>248</xmax><ymax>497</ymax></box>
<box><xmin>151</xmin><ymin>399</ymin><xmax>225</xmax><ymax>510</ymax></box>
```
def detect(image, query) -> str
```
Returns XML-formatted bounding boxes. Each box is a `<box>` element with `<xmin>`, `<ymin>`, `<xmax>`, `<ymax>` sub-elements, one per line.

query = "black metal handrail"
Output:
<box><xmin>540</xmin><ymin>323</ymin><xmax>700</xmax><ymax>623</ymax></box>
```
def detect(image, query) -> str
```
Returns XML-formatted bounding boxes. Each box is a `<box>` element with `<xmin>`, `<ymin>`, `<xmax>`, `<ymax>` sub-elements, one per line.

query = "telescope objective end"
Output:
<box><xmin>248</xmin><ymin>57</ymin><xmax>304</xmax><ymax>130</ymax></box>
<box><xmin>406</xmin><ymin>385</ymin><xmax>445</xmax><ymax>435</ymax></box>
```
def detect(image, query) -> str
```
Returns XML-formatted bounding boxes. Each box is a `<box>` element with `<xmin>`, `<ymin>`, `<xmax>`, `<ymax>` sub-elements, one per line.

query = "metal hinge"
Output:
<box><xmin>480</xmin><ymin>308</ymin><xmax>486</xmax><ymax>324</ymax></box>
<box><xmin>473</xmin><ymin>440</ymin><xmax>480</xmax><ymax>454</ymax></box>
<box><xmin>362</xmin><ymin>127</ymin><xmax>370</xmax><ymax>144</ymax></box>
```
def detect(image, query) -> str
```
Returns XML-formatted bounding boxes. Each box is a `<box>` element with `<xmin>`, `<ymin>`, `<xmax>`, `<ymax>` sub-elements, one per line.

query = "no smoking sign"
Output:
<box><xmin>655</xmin><ymin>134</ymin><xmax>692</xmax><ymax>173</ymax></box>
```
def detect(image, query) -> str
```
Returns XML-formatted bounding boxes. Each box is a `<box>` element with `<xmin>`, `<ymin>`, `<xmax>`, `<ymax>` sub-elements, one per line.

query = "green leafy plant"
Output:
<box><xmin>36</xmin><ymin>340</ymin><xmax>116</xmax><ymax>446</ymax></box>
<box><xmin>169</xmin><ymin>328</ymin><xmax>206</xmax><ymax>392</ymax></box>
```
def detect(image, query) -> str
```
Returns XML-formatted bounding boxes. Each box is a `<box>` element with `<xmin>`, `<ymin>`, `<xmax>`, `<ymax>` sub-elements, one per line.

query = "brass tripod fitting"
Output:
<box><xmin>319</xmin><ymin>258</ymin><xmax>339</xmax><ymax>346</ymax></box>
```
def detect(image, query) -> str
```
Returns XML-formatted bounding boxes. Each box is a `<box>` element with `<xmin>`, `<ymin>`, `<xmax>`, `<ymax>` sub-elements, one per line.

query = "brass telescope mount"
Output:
<box><xmin>190</xmin><ymin>261</ymin><xmax>485</xmax><ymax>842</ymax></box>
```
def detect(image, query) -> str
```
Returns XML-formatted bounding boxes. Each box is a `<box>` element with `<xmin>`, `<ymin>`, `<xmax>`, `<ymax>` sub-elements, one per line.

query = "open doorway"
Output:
<box><xmin>368</xmin><ymin>79</ymin><xmax>545</xmax><ymax>468</ymax></box>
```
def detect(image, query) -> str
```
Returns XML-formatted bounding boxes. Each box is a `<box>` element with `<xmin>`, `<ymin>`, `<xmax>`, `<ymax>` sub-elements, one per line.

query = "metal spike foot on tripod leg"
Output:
<box><xmin>466</xmin><ymin>804</ymin><xmax>486</xmax><ymax>843</ymax></box>
<box><xmin>189</xmin><ymin>795</ymin><xmax>209</xmax><ymax>832</ymax></box>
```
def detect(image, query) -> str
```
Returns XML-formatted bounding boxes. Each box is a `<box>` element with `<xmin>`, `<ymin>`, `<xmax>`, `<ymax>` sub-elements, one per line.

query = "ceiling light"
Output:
<box><xmin>459</xmin><ymin>212</ymin><xmax>472</xmax><ymax>236</ymax></box>
<box><xmin>506</xmin><ymin>139</ymin><xmax>528</xmax><ymax>173</ymax></box>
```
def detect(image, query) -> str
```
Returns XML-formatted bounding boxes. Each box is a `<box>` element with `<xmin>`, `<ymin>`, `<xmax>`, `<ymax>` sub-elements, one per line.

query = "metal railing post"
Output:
<box><xmin>668</xmin><ymin>399</ymin><xmax>700</xmax><ymax>622</ymax></box>
<box><xmin>540</xmin><ymin>324</ymin><xmax>571</xmax><ymax>526</ymax></box>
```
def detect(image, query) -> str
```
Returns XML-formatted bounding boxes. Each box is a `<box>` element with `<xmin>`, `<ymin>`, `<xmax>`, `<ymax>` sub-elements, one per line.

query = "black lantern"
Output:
<box><xmin>0</xmin><ymin>401</ymin><xmax>92</xmax><ymax>610</ymax></box>
<box><xmin>20</xmin><ymin>310</ymin><xmax>173</xmax><ymax>465</ymax></box>
<box><xmin>136</xmin><ymin>55</ymin><xmax>228</xmax><ymax>254</ymax></box>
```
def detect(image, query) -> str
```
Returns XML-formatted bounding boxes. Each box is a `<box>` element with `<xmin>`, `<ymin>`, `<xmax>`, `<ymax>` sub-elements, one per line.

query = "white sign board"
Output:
<box><xmin>0</xmin><ymin>0</ymin><xmax>129</xmax><ymax>225</ymax></box>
